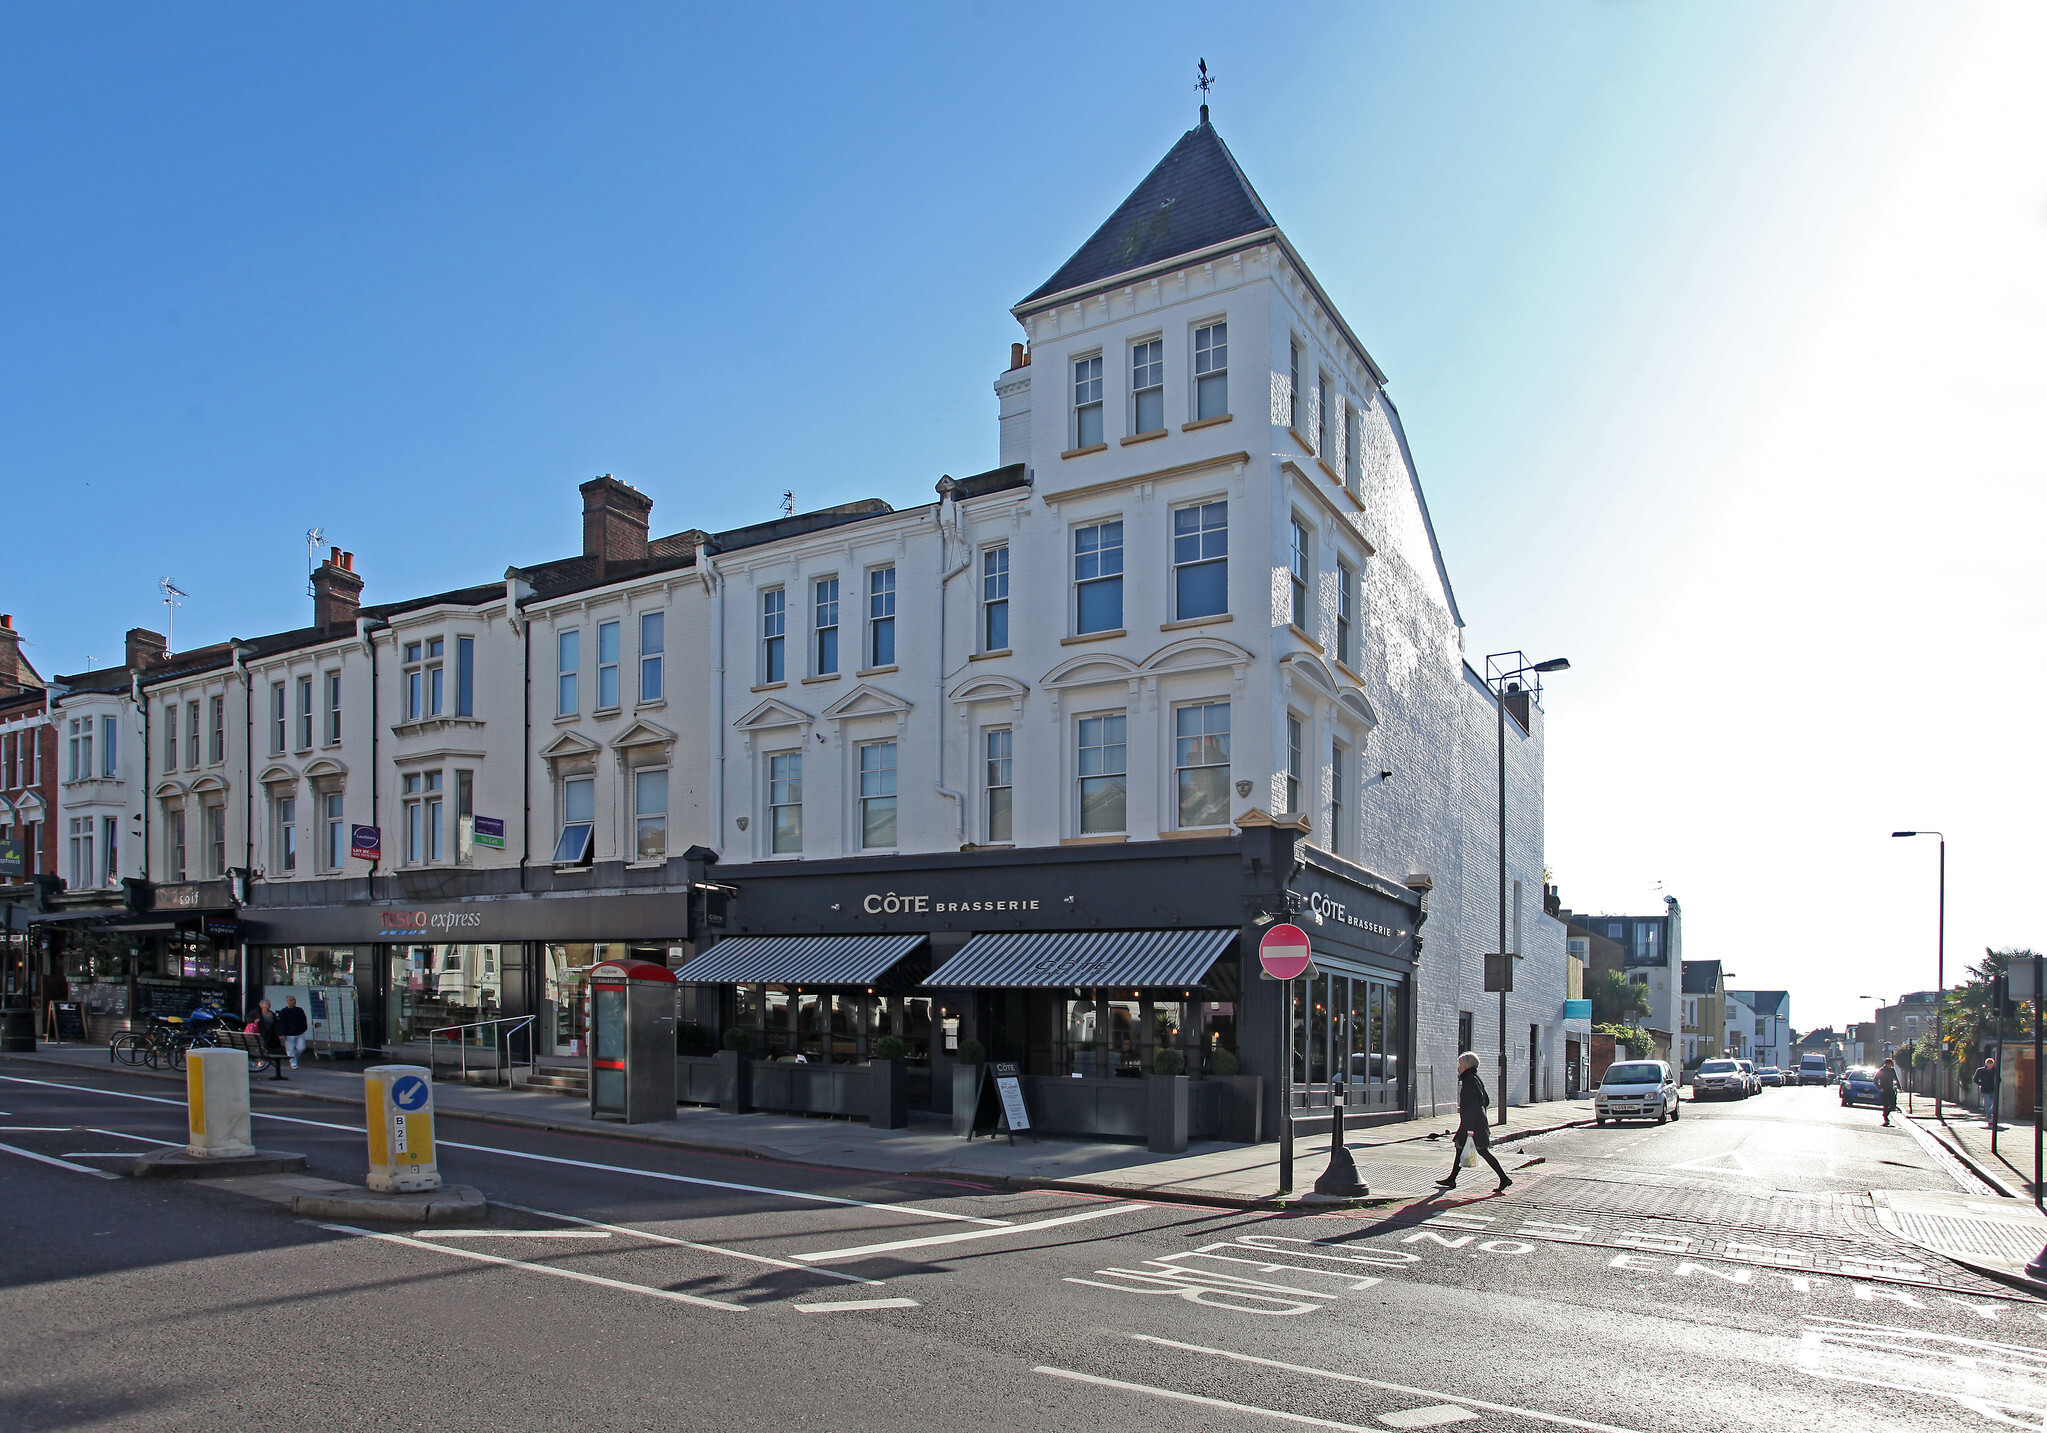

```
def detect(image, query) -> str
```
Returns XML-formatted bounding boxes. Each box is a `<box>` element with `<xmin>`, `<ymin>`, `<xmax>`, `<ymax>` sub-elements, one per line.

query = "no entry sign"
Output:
<box><xmin>1258</xmin><ymin>923</ymin><xmax>1315</xmax><ymax>981</ymax></box>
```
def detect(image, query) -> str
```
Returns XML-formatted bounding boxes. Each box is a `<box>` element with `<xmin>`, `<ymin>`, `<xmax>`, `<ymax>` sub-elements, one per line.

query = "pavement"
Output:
<box><xmin>5</xmin><ymin>1066</ymin><xmax>2041</xmax><ymax>1433</ymax></box>
<box><xmin>15</xmin><ymin>1041</ymin><xmax>1590</xmax><ymax>1209</ymax></box>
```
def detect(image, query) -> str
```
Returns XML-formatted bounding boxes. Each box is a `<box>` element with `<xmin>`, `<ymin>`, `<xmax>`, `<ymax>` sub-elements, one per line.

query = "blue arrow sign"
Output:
<box><xmin>391</xmin><ymin>1075</ymin><xmax>430</xmax><ymax>1111</ymax></box>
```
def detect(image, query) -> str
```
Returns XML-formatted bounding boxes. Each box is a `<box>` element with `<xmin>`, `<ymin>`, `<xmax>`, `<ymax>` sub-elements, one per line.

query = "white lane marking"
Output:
<box><xmin>88</xmin><ymin>1128</ymin><xmax>183</xmax><ymax>1146</ymax></box>
<box><xmin>494</xmin><ymin>1200</ymin><xmax>883</xmax><ymax>1285</ymax></box>
<box><xmin>1667</xmin><ymin>1149</ymin><xmax>1760</xmax><ymax>1178</ymax></box>
<box><xmin>65</xmin><ymin>1153</ymin><xmax>152</xmax><ymax>1158</ymax></box>
<box><xmin>0</xmin><ymin>1126</ymin><xmax>73</xmax><ymax>1132</ymax></box>
<box><xmin>315</xmin><ymin>1223</ymin><xmax>748</xmax><ymax>1310</ymax></box>
<box><xmin>793</xmin><ymin>1297</ymin><xmax>920</xmax><ymax>1312</ymax></box>
<box><xmin>1037</xmin><ymin>1367</ymin><xmax>1378</xmax><ymax>1431</ymax></box>
<box><xmin>1796</xmin><ymin>1320</ymin><xmax>2047</xmax><ymax>1420</ymax></box>
<box><xmin>0</xmin><ymin>1139</ymin><xmax>121</xmax><ymax>1179</ymax></box>
<box><xmin>1129</xmin><ymin>1336</ymin><xmax>1652</xmax><ymax>1433</ymax></box>
<box><xmin>1378</xmin><ymin>1409</ymin><xmax>1477</xmax><ymax>1430</ymax></box>
<box><xmin>0</xmin><ymin>1073</ymin><xmax>1009</xmax><ymax>1226</ymax></box>
<box><xmin>416</xmin><ymin>1229</ymin><xmax>613</xmax><ymax>1240</ymax></box>
<box><xmin>794</xmin><ymin>1202</ymin><xmax>1142</xmax><ymax>1263</ymax></box>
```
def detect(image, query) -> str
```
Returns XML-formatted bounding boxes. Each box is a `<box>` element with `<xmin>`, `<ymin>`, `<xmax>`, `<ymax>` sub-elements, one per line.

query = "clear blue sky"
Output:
<box><xmin>4</xmin><ymin>3</ymin><xmax>2038</xmax><ymax>1027</ymax></box>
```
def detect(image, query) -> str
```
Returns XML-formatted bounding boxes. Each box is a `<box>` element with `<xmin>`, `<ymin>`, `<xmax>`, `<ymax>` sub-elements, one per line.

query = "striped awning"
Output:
<box><xmin>677</xmin><ymin>934</ymin><xmax>926</xmax><ymax>986</ymax></box>
<box><xmin>923</xmin><ymin>929</ymin><xmax>1237</xmax><ymax>990</ymax></box>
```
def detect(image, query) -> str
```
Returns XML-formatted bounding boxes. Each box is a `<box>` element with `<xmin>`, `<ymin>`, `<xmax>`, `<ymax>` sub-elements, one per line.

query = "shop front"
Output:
<box><xmin>239</xmin><ymin>887</ymin><xmax>693</xmax><ymax>1059</ymax></box>
<box><xmin>32</xmin><ymin>881</ymin><xmax>247</xmax><ymax>1042</ymax></box>
<box><xmin>690</xmin><ymin>822</ymin><xmax>1423</xmax><ymax>1143</ymax></box>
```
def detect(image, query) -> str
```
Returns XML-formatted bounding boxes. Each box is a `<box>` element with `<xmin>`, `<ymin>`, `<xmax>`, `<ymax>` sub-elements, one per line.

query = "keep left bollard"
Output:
<box><xmin>364</xmin><ymin>1064</ymin><xmax>442</xmax><ymax>1193</ymax></box>
<box><xmin>186</xmin><ymin>1047</ymin><xmax>256</xmax><ymax>1158</ymax></box>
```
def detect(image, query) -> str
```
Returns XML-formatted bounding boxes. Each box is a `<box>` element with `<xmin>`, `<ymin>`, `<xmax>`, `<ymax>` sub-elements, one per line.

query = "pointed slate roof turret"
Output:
<box><xmin>1019</xmin><ymin>120</ymin><xmax>1277</xmax><ymax>308</ymax></box>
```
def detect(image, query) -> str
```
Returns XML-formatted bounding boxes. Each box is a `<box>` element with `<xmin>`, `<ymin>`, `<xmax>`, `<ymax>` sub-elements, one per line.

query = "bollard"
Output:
<box><xmin>186</xmin><ymin>1047</ymin><xmax>256</xmax><ymax>1158</ymax></box>
<box><xmin>364</xmin><ymin>1064</ymin><xmax>442</xmax><ymax>1193</ymax></box>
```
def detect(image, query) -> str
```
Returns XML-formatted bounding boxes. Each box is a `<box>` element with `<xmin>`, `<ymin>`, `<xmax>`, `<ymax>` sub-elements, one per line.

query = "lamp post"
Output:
<box><xmin>1892</xmin><ymin>832</ymin><xmax>1945</xmax><ymax>1120</ymax></box>
<box><xmin>1487</xmin><ymin>652</ymin><xmax>1570</xmax><ymax>1127</ymax></box>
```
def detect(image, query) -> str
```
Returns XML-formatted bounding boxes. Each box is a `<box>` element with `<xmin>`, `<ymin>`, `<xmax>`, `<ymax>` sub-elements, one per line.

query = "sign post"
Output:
<box><xmin>1259</xmin><ymin>924</ymin><xmax>1315</xmax><ymax>1194</ymax></box>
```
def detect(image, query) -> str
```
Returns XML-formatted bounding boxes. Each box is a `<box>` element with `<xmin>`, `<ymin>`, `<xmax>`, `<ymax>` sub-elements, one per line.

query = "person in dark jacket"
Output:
<box><xmin>1876</xmin><ymin>1057</ymin><xmax>1900</xmax><ymax>1126</ymax></box>
<box><xmin>275</xmin><ymin>995</ymin><xmax>310</xmax><ymax>1070</ymax></box>
<box><xmin>1976</xmin><ymin>1056</ymin><xmax>1999</xmax><ymax>1129</ymax></box>
<box><xmin>1437</xmin><ymin>1052</ymin><xmax>1512</xmax><ymax>1192</ymax></box>
<box><xmin>253</xmin><ymin>1000</ymin><xmax>287</xmax><ymax>1079</ymax></box>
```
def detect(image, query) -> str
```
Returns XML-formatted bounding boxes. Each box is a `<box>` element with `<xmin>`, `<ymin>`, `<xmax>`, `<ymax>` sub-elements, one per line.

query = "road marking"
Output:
<box><xmin>494</xmin><ymin>1200</ymin><xmax>883</xmax><ymax>1285</ymax></box>
<box><xmin>1796</xmin><ymin>1317</ymin><xmax>2047</xmax><ymax>1420</ymax></box>
<box><xmin>1035</xmin><ymin>1367</ymin><xmax>1380</xmax><ymax>1432</ymax></box>
<box><xmin>1378</xmin><ymin>1408</ymin><xmax>1476</xmax><ymax>1429</ymax></box>
<box><xmin>315</xmin><ymin>1222</ymin><xmax>749</xmax><ymax>1310</ymax></box>
<box><xmin>416</xmin><ymin>1229</ymin><xmax>614</xmax><ymax>1239</ymax></box>
<box><xmin>87</xmin><ymin>1128</ymin><xmax>182</xmax><ymax>1146</ymax></box>
<box><xmin>0</xmin><ymin>1126</ymin><xmax>73</xmax><ymax>1132</ymax></box>
<box><xmin>0</xmin><ymin>1073</ymin><xmax>1008</xmax><ymax>1227</ymax></box>
<box><xmin>0</xmin><ymin>1139</ymin><xmax>121</xmax><ymax>1179</ymax></box>
<box><xmin>794</xmin><ymin>1201</ymin><xmax>1142</xmax><ymax>1263</ymax></box>
<box><xmin>1667</xmin><ymin>1149</ymin><xmax>1760</xmax><ymax>1177</ymax></box>
<box><xmin>64</xmin><ymin>1152</ymin><xmax>150</xmax><ymax>1158</ymax></box>
<box><xmin>1129</xmin><ymin>1335</ymin><xmax>1652</xmax><ymax>1433</ymax></box>
<box><xmin>792</xmin><ymin>1297</ymin><xmax>920</xmax><ymax>1312</ymax></box>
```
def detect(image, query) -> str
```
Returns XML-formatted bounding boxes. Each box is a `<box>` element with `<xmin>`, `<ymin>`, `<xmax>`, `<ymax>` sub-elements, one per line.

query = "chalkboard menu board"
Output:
<box><xmin>136</xmin><ymin>983</ymin><xmax>233</xmax><ymax>1019</ymax></box>
<box><xmin>51</xmin><ymin>1003</ymin><xmax>86</xmax><ymax>1041</ymax></box>
<box><xmin>967</xmin><ymin>1060</ymin><xmax>1036</xmax><ymax>1144</ymax></box>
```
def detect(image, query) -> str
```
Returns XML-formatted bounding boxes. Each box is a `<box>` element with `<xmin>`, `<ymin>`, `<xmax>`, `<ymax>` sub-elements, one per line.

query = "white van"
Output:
<box><xmin>1798</xmin><ymin>1053</ymin><xmax>1832</xmax><ymax>1086</ymax></box>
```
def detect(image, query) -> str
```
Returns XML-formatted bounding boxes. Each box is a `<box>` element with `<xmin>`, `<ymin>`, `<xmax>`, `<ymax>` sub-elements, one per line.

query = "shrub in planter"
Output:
<box><xmin>873</xmin><ymin>1035</ymin><xmax>906</xmax><ymax>1061</ymax></box>
<box><xmin>1210</xmin><ymin>1049</ymin><xmax>1240</xmax><ymax>1076</ymax></box>
<box><xmin>955</xmin><ymin>1038</ymin><xmax>986</xmax><ymax>1065</ymax></box>
<box><xmin>1153</xmin><ymin>1048</ymin><xmax>1186</xmax><ymax>1076</ymax></box>
<box><xmin>721</xmin><ymin>1026</ymin><xmax>752</xmax><ymax>1052</ymax></box>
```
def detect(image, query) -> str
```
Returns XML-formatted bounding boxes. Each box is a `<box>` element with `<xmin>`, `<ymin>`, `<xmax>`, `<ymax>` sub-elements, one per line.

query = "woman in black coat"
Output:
<box><xmin>1437</xmin><ymin>1051</ymin><xmax>1512</xmax><ymax>1192</ymax></box>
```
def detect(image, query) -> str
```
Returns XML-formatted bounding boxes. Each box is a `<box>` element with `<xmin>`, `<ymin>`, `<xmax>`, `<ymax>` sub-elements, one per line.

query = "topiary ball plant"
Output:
<box><xmin>721</xmin><ymin>1026</ymin><xmax>752</xmax><ymax>1052</ymax></box>
<box><xmin>1212</xmin><ymin>1049</ymin><xmax>1241</xmax><ymax>1076</ymax></box>
<box><xmin>955</xmin><ymin>1038</ymin><xmax>986</xmax><ymax>1065</ymax></box>
<box><xmin>1153</xmin><ymin>1047</ymin><xmax>1186</xmax><ymax>1076</ymax></box>
<box><xmin>873</xmin><ymin>1035</ymin><xmax>906</xmax><ymax>1061</ymax></box>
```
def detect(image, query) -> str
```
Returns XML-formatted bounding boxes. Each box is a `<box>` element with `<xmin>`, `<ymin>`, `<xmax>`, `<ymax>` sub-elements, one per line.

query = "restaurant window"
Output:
<box><xmin>274</xmin><ymin>793</ymin><xmax>297</xmax><ymax>873</ymax></box>
<box><xmin>634</xmin><ymin>767</ymin><xmax>667</xmax><ymax>861</ymax></box>
<box><xmin>297</xmin><ymin>674</ymin><xmax>314</xmax><ymax>750</ymax></box>
<box><xmin>867</xmin><ymin>567</ymin><xmax>896</xmax><ymax>668</ymax></box>
<box><xmin>638</xmin><ymin>612</ymin><xmax>663</xmax><ymax>702</ymax></box>
<box><xmin>813</xmin><ymin>578</ymin><xmax>839</xmax><ymax>676</ymax></box>
<box><xmin>456</xmin><ymin>636</ymin><xmax>475</xmax><ymax>717</ymax></box>
<box><xmin>1074</xmin><ymin>521</ymin><xmax>1123</xmax><ymax>634</ymax></box>
<box><xmin>1171</xmin><ymin>500</ymin><xmax>1227</xmax><ymax>621</ymax></box>
<box><xmin>768</xmin><ymin>752</ymin><xmax>802</xmax><ymax>854</ymax></box>
<box><xmin>270</xmin><ymin>682</ymin><xmax>287</xmax><ymax>753</ymax></box>
<box><xmin>556</xmin><ymin>629</ymin><xmax>579</xmax><ymax>716</ymax></box>
<box><xmin>984</xmin><ymin>728</ymin><xmax>1012</xmax><ymax>844</ymax></box>
<box><xmin>596</xmin><ymin>619</ymin><xmax>621</xmax><ymax>709</ymax></box>
<box><xmin>981</xmin><ymin>547</ymin><xmax>1009</xmax><ymax>651</ymax></box>
<box><xmin>760</xmin><ymin>590</ymin><xmax>786</xmax><ymax>684</ymax></box>
<box><xmin>1173</xmin><ymin>701</ymin><xmax>1230</xmax><ymax>828</ymax></box>
<box><xmin>1193</xmin><ymin>320</ymin><xmax>1228</xmax><ymax>420</ymax></box>
<box><xmin>324</xmin><ymin>670</ymin><xmax>342</xmax><ymax>742</ymax></box>
<box><xmin>1077</xmin><ymin>712</ymin><xmax>1127</xmax><ymax>835</ymax></box>
<box><xmin>552</xmin><ymin>775</ymin><xmax>594</xmax><ymax>864</ymax></box>
<box><xmin>859</xmin><ymin>741</ymin><xmax>897</xmax><ymax>849</ymax></box>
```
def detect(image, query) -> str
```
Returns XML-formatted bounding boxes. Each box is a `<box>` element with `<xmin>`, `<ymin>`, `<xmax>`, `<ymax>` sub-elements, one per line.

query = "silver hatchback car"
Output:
<box><xmin>1595</xmin><ymin>1060</ymin><xmax>1681</xmax><ymax>1125</ymax></box>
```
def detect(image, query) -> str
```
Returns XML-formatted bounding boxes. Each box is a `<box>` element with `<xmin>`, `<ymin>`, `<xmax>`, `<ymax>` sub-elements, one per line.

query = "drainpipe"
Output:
<box><xmin>505</xmin><ymin>570</ymin><xmax>532</xmax><ymax>892</ymax></box>
<box><xmin>932</xmin><ymin>478</ymin><xmax>970</xmax><ymax>843</ymax></box>
<box><xmin>359</xmin><ymin>616</ymin><xmax>387</xmax><ymax>902</ymax></box>
<box><xmin>704</xmin><ymin>547</ymin><xmax>725</xmax><ymax>842</ymax></box>
<box><xmin>230</xmin><ymin>643</ymin><xmax>255</xmax><ymax>880</ymax></box>
<box><xmin>135</xmin><ymin>671</ymin><xmax>149</xmax><ymax>881</ymax></box>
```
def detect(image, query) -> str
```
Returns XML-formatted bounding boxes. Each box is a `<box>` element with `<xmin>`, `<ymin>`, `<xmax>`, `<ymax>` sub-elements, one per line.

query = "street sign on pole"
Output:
<box><xmin>1258</xmin><ymin>923</ymin><xmax>1314</xmax><ymax>1194</ymax></box>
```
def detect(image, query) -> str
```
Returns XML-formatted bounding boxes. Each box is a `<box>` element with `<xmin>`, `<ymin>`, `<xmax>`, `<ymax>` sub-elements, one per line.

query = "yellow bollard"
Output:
<box><xmin>185</xmin><ymin>1047</ymin><xmax>256</xmax><ymax>1158</ymax></box>
<box><xmin>364</xmin><ymin>1064</ymin><xmax>441</xmax><ymax>1193</ymax></box>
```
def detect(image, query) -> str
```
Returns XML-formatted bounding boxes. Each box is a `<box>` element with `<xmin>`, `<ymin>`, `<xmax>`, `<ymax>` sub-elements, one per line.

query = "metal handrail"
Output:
<box><xmin>426</xmin><ymin>1014</ymin><xmax>538</xmax><ymax>1087</ymax></box>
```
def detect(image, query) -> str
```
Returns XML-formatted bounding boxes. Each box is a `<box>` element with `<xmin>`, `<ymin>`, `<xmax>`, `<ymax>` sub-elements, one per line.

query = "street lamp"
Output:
<box><xmin>1487</xmin><ymin>652</ymin><xmax>1570</xmax><ymax>1127</ymax></box>
<box><xmin>1893</xmin><ymin>831</ymin><xmax>1945</xmax><ymax>1120</ymax></box>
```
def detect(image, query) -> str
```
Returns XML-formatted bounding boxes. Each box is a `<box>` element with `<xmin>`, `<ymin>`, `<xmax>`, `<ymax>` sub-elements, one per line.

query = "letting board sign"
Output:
<box><xmin>472</xmin><ymin>816</ymin><xmax>506</xmax><ymax>851</ymax></box>
<box><xmin>350</xmin><ymin>825</ymin><xmax>381</xmax><ymax>861</ymax></box>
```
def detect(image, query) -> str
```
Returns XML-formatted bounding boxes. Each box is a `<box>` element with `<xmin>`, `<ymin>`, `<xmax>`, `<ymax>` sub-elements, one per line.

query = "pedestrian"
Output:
<box><xmin>1975</xmin><ymin>1056</ymin><xmax>1999</xmax><ymax>1129</ymax></box>
<box><xmin>276</xmin><ymin>995</ymin><xmax>309</xmax><ymax>1070</ymax></box>
<box><xmin>1876</xmin><ymin>1057</ymin><xmax>1900</xmax><ymax>1126</ymax></box>
<box><xmin>1436</xmin><ymin>1052</ymin><xmax>1513</xmax><ymax>1193</ymax></box>
<box><xmin>254</xmin><ymin>999</ymin><xmax>287</xmax><ymax>1080</ymax></box>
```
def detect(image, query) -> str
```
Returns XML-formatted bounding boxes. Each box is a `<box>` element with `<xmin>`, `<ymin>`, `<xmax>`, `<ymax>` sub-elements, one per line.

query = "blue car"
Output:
<box><xmin>1839</xmin><ymin>1066</ymin><xmax>1883</xmax><ymax>1107</ymax></box>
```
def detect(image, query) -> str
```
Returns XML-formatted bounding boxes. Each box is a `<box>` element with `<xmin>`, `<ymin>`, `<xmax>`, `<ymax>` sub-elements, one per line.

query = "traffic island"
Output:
<box><xmin>132</xmin><ymin>1147</ymin><xmax>309</xmax><ymax>1179</ymax></box>
<box><xmin>290</xmin><ymin>1183</ymin><xmax>488</xmax><ymax>1225</ymax></box>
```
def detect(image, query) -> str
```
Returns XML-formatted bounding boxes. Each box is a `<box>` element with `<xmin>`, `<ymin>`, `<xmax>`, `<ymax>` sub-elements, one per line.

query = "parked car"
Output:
<box><xmin>1735</xmin><ymin>1059</ymin><xmax>1761</xmax><ymax>1095</ymax></box>
<box><xmin>1693</xmin><ymin>1058</ymin><xmax>1749</xmax><ymax>1100</ymax></box>
<box><xmin>1798</xmin><ymin>1053</ymin><xmax>1833</xmax><ymax>1085</ymax></box>
<box><xmin>1758</xmin><ymin>1066</ymin><xmax>1785</xmax><ymax>1087</ymax></box>
<box><xmin>1595</xmin><ymin>1060</ymin><xmax>1681</xmax><ymax>1126</ymax></box>
<box><xmin>1839</xmin><ymin>1065</ymin><xmax>1884</xmax><ymax>1108</ymax></box>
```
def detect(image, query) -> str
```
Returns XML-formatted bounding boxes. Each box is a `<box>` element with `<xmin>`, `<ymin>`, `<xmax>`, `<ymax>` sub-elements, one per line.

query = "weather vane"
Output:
<box><xmin>1196</xmin><ymin>58</ymin><xmax>1214</xmax><ymax>123</ymax></box>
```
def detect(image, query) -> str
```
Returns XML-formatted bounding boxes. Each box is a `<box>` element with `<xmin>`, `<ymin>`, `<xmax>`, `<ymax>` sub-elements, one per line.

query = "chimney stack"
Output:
<box><xmin>581</xmin><ymin>474</ymin><xmax>653</xmax><ymax>575</ymax></box>
<box><xmin>1010</xmin><ymin>342</ymin><xmax>1025</xmax><ymax>371</ymax></box>
<box><xmin>0</xmin><ymin>616</ymin><xmax>21</xmax><ymax>696</ymax></box>
<box><xmin>124</xmin><ymin>627</ymin><xmax>168</xmax><ymax>671</ymax></box>
<box><xmin>312</xmin><ymin>547</ymin><xmax>365</xmax><ymax>633</ymax></box>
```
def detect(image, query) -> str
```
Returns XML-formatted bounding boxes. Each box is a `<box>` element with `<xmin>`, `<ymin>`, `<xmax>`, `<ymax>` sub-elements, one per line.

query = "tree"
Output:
<box><xmin>1589</xmin><ymin>968</ymin><xmax>1650</xmax><ymax>1026</ymax></box>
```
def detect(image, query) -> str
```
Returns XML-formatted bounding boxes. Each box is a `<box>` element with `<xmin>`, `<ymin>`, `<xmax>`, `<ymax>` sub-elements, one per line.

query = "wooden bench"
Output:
<box><xmin>205</xmin><ymin>1027</ymin><xmax>289</xmax><ymax>1080</ymax></box>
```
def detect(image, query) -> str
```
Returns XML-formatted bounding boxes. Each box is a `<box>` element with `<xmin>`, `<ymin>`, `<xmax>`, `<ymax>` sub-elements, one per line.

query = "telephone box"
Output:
<box><xmin>588</xmin><ymin>958</ymin><xmax>677</xmax><ymax>1123</ymax></box>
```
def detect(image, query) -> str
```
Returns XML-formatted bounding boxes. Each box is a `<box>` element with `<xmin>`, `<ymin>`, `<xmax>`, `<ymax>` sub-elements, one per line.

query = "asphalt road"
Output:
<box><xmin>2</xmin><ymin>1061</ymin><xmax>2040</xmax><ymax>1433</ymax></box>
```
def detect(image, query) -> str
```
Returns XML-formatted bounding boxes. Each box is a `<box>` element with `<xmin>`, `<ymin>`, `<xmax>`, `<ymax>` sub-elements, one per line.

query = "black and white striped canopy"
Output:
<box><xmin>678</xmin><ymin>934</ymin><xmax>925</xmax><ymax>985</ymax></box>
<box><xmin>923</xmin><ymin>928</ymin><xmax>1236</xmax><ymax>990</ymax></box>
